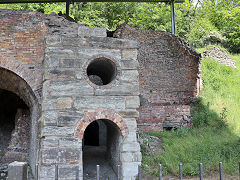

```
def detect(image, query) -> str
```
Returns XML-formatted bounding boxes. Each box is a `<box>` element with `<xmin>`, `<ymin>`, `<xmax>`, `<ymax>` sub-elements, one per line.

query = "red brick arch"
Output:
<box><xmin>0</xmin><ymin>62</ymin><xmax>42</xmax><ymax>103</ymax></box>
<box><xmin>74</xmin><ymin>109</ymin><xmax>128</xmax><ymax>139</ymax></box>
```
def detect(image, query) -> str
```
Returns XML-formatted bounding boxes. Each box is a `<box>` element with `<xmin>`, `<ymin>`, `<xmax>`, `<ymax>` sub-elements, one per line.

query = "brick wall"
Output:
<box><xmin>0</xmin><ymin>9</ymin><xmax>46</xmax><ymax>102</ymax></box>
<box><xmin>114</xmin><ymin>25</ymin><xmax>201</xmax><ymax>131</ymax></box>
<box><xmin>0</xmin><ymin>8</ymin><xmax>46</xmax><ymax>173</ymax></box>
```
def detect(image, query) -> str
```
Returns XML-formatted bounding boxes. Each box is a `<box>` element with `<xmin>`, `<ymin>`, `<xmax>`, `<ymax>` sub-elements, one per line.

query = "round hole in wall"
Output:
<box><xmin>87</xmin><ymin>57</ymin><xmax>117</xmax><ymax>86</ymax></box>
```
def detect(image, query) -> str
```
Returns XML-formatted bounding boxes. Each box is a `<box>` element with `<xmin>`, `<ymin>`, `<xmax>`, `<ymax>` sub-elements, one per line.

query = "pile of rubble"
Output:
<box><xmin>203</xmin><ymin>46</ymin><xmax>236</xmax><ymax>68</ymax></box>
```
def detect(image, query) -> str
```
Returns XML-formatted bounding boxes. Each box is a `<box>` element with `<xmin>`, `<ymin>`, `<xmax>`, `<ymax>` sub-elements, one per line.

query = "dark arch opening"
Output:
<box><xmin>0</xmin><ymin>67</ymin><xmax>40</xmax><ymax>178</ymax></box>
<box><xmin>87</xmin><ymin>58</ymin><xmax>117</xmax><ymax>86</ymax></box>
<box><xmin>83</xmin><ymin>119</ymin><xmax>121</xmax><ymax>179</ymax></box>
<box><xmin>84</xmin><ymin>121</ymin><xmax>99</xmax><ymax>146</ymax></box>
<box><xmin>0</xmin><ymin>89</ymin><xmax>30</xmax><ymax>163</ymax></box>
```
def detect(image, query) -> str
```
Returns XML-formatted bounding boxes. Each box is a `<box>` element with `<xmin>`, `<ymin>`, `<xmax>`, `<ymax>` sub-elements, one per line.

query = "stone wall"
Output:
<box><xmin>40</xmin><ymin>15</ymin><xmax>141</xmax><ymax>179</ymax></box>
<box><xmin>114</xmin><ymin>25</ymin><xmax>201</xmax><ymax>131</ymax></box>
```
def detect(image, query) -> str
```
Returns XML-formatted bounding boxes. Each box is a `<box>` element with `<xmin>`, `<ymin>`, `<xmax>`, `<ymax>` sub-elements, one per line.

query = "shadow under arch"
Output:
<box><xmin>0</xmin><ymin>67</ymin><xmax>40</xmax><ymax>176</ymax></box>
<box><xmin>83</xmin><ymin>119</ymin><xmax>123</xmax><ymax>179</ymax></box>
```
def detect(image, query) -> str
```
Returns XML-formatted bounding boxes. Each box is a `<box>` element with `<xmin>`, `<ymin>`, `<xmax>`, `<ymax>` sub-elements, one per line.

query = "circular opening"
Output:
<box><xmin>87</xmin><ymin>58</ymin><xmax>117</xmax><ymax>86</ymax></box>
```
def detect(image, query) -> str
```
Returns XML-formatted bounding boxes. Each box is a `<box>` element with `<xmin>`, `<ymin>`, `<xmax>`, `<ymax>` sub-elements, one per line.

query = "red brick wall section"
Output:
<box><xmin>74</xmin><ymin>109</ymin><xmax>128</xmax><ymax>139</ymax></box>
<box><xmin>0</xmin><ymin>9</ymin><xmax>47</xmax><ymax>102</ymax></box>
<box><xmin>138</xmin><ymin>105</ymin><xmax>191</xmax><ymax>131</ymax></box>
<box><xmin>114</xmin><ymin>25</ymin><xmax>201</xmax><ymax>131</ymax></box>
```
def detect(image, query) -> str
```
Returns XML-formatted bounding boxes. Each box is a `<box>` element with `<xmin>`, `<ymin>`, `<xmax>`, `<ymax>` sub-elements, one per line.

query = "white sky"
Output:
<box><xmin>192</xmin><ymin>0</ymin><xmax>203</xmax><ymax>7</ymax></box>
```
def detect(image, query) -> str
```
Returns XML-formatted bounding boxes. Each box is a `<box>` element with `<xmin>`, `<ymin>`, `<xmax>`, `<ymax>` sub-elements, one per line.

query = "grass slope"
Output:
<box><xmin>142</xmin><ymin>49</ymin><xmax>240</xmax><ymax>177</ymax></box>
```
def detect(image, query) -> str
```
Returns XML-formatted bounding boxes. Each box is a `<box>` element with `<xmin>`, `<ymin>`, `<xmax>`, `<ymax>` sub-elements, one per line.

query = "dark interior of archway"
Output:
<box><xmin>83</xmin><ymin>119</ymin><xmax>120</xmax><ymax>179</ymax></box>
<box><xmin>0</xmin><ymin>89</ymin><xmax>29</xmax><ymax>161</ymax></box>
<box><xmin>84</xmin><ymin>121</ymin><xmax>99</xmax><ymax>146</ymax></box>
<box><xmin>87</xmin><ymin>58</ymin><xmax>117</xmax><ymax>86</ymax></box>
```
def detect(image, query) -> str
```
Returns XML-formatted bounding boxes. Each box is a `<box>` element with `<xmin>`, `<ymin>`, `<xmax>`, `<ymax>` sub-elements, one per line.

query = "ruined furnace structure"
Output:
<box><xmin>0</xmin><ymin>9</ymin><xmax>201</xmax><ymax>180</ymax></box>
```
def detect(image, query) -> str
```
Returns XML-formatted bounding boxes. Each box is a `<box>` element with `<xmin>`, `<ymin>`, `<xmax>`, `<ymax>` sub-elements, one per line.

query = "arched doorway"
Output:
<box><xmin>83</xmin><ymin>119</ymin><xmax>122</xmax><ymax>180</ymax></box>
<box><xmin>84</xmin><ymin>121</ymin><xmax>99</xmax><ymax>146</ymax></box>
<box><xmin>0</xmin><ymin>67</ymin><xmax>40</xmax><ymax>176</ymax></box>
<box><xmin>0</xmin><ymin>90</ymin><xmax>30</xmax><ymax>162</ymax></box>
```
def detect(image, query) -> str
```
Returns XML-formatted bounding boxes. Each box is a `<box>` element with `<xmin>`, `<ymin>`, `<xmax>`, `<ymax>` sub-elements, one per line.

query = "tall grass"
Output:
<box><xmin>141</xmin><ymin>49</ymin><xmax>240</xmax><ymax>177</ymax></box>
<box><xmin>200</xmin><ymin>55</ymin><xmax>240</xmax><ymax>135</ymax></box>
<box><xmin>146</xmin><ymin>128</ymin><xmax>240</xmax><ymax>176</ymax></box>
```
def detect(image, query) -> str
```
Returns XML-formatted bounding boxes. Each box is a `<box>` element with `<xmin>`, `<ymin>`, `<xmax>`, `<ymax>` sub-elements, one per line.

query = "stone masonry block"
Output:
<box><xmin>78</xmin><ymin>26</ymin><xmax>106</xmax><ymax>37</ymax></box>
<box><xmin>41</xmin><ymin>148</ymin><xmax>81</xmax><ymax>165</ymax></box>
<box><xmin>42</xmin><ymin>99</ymin><xmax>57</xmax><ymax>111</ymax></box>
<box><xmin>59</xmin><ymin>59</ymin><xmax>83</xmax><ymax>68</ymax></box>
<box><xmin>44</xmin><ymin>56</ymin><xmax>60</xmax><ymax>68</ymax></box>
<box><xmin>49</xmin><ymin>80</ymin><xmax>94</xmax><ymax>96</ymax></box>
<box><xmin>125</xmin><ymin>96</ymin><xmax>140</xmax><ymax>109</ymax></box>
<box><xmin>41</xmin><ymin>137</ymin><xmax>59</xmax><ymax>148</ymax></box>
<box><xmin>43</xmin><ymin>110</ymin><xmax>58</xmax><ymax>125</ymax></box>
<box><xmin>124</xmin><ymin>132</ymin><xmax>137</xmax><ymax>143</ymax></box>
<box><xmin>124</xmin><ymin>118</ymin><xmax>137</xmax><ymax>131</ymax></box>
<box><xmin>121</xmin><ymin>162</ymin><xmax>140</xmax><ymax>180</ymax></box>
<box><xmin>58</xmin><ymin>148</ymin><xmax>81</xmax><ymax>164</ymax></box>
<box><xmin>121</xmin><ymin>142</ymin><xmax>140</xmax><ymax>152</ymax></box>
<box><xmin>41</xmin><ymin>126</ymin><xmax>74</xmax><ymax>137</ymax></box>
<box><xmin>62</xmin><ymin>37</ymin><xmax>88</xmax><ymax>47</ymax></box>
<box><xmin>77</xmin><ymin>48</ymin><xmax>121</xmax><ymax>60</ymax></box>
<box><xmin>74</xmin><ymin>96</ymin><xmax>125</xmax><ymax>110</ymax></box>
<box><xmin>42</xmin><ymin>80</ymin><xmax>51</xmax><ymax>99</ymax></box>
<box><xmin>95</xmin><ymin>83</ymin><xmax>139</xmax><ymax>96</ymax></box>
<box><xmin>56</xmin><ymin>97</ymin><xmax>73</xmax><ymax>109</ymax></box>
<box><xmin>120</xmin><ymin>59</ymin><xmax>139</xmax><ymax>70</ymax></box>
<box><xmin>57</xmin><ymin>110</ymin><xmax>83</xmax><ymax>126</ymax></box>
<box><xmin>41</xmin><ymin>148</ymin><xmax>58</xmax><ymax>164</ymax></box>
<box><xmin>39</xmin><ymin>165</ymin><xmax>55</xmax><ymax>178</ymax></box>
<box><xmin>88</xmin><ymin>37</ymin><xmax>138</xmax><ymax>49</ymax></box>
<box><xmin>46</xmin><ymin>35</ymin><xmax>61</xmax><ymax>46</ymax></box>
<box><xmin>121</xmin><ymin>70</ymin><xmax>139</xmax><ymax>83</ymax></box>
<box><xmin>59</xmin><ymin>138</ymin><xmax>82</xmax><ymax>148</ymax></box>
<box><xmin>120</xmin><ymin>152</ymin><xmax>142</xmax><ymax>162</ymax></box>
<box><xmin>58</xmin><ymin>165</ymin><xmax>81</xmax><ymax>179</ymax></box>
<box><xmin>7</xmin><ymin>161</ymin><xmax>27</xmax><ymax>180</ymax></box>
<box><xmin>44</xmin><ymin>69</ymin><xmax>76</xmax><ymax>80</ymax></box>
<box><xmin>118</xmin><ymin>110</ymin><xmax>139</xmax><ymax>118</ymax></box>
<box><xmin>122</xmin><ymin>49</ymin><xmax>138</xmax><ymax>60</ymax></box>
<box><xmin>45</xmin><ymin>47</ymin><xmax>76</xmax><ymax>58</ymax></box>
<box><xmin>57</xmin><ymin>116</ymin><xmax>78</xmax><ymax>126</ymax></box>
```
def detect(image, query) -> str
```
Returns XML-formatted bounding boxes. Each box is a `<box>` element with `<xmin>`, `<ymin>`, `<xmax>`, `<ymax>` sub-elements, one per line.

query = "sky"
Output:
<box><xmin>192</xmin><ymin>0</ymin><xmax>204</xmax><ymax>7</ymax></box>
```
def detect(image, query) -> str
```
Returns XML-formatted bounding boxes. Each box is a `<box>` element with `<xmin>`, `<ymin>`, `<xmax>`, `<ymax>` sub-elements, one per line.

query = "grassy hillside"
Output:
<box><xmin>141</xmin><ymin>49</ymin><xmax>240</xmax><ymax>177</ymax></box>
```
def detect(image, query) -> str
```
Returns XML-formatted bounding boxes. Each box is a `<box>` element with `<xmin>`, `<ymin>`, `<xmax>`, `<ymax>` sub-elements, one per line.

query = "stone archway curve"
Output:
<box><xmin>74</xmin><ymin>109</ymin><xmax>128</xmax><ymax>139</ymax></box>
<box><xmin>0</xmin><ymin>67</ymin><xmax>38</xmax><ymax>107</ymax></box>
<box><xmin>0</xmin><ymin>67</ymin><xmax>40</xmax><ymax>175</ymax></box>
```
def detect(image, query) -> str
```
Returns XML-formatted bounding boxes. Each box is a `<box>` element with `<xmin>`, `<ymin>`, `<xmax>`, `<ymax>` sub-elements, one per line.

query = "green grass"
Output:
<box><xmin>200</xmin><ymin>53</ymin><xmax>240</xmax><ymax>135</ymax></box>
<box><xmin>144</xmin><ymin>128</ymin><xmax>240</xmax><ymax>176</ymax></box>
<box><xmin>141</xmin><ymin>47</ymin><xmax>240</xmax><ymax>177</ymax></box>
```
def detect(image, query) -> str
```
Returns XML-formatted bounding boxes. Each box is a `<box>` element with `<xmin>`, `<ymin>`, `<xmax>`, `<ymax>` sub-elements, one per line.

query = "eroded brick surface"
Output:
<box><xmin>0</xmin><ymin>9</ymin><xmax>46</xmax><ymax>102</ymax></box>
<box><xmin>114</xmin><ymin>24</ymin><xmax>201</xmax><ymax>131</ymax></box>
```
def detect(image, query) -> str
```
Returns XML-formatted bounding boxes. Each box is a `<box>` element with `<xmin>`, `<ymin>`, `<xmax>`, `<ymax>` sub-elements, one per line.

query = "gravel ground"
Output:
<box><xmin>83</xmin><ymin>146</ymin><xmax>117</xmax><ymax>180</ymax></box>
